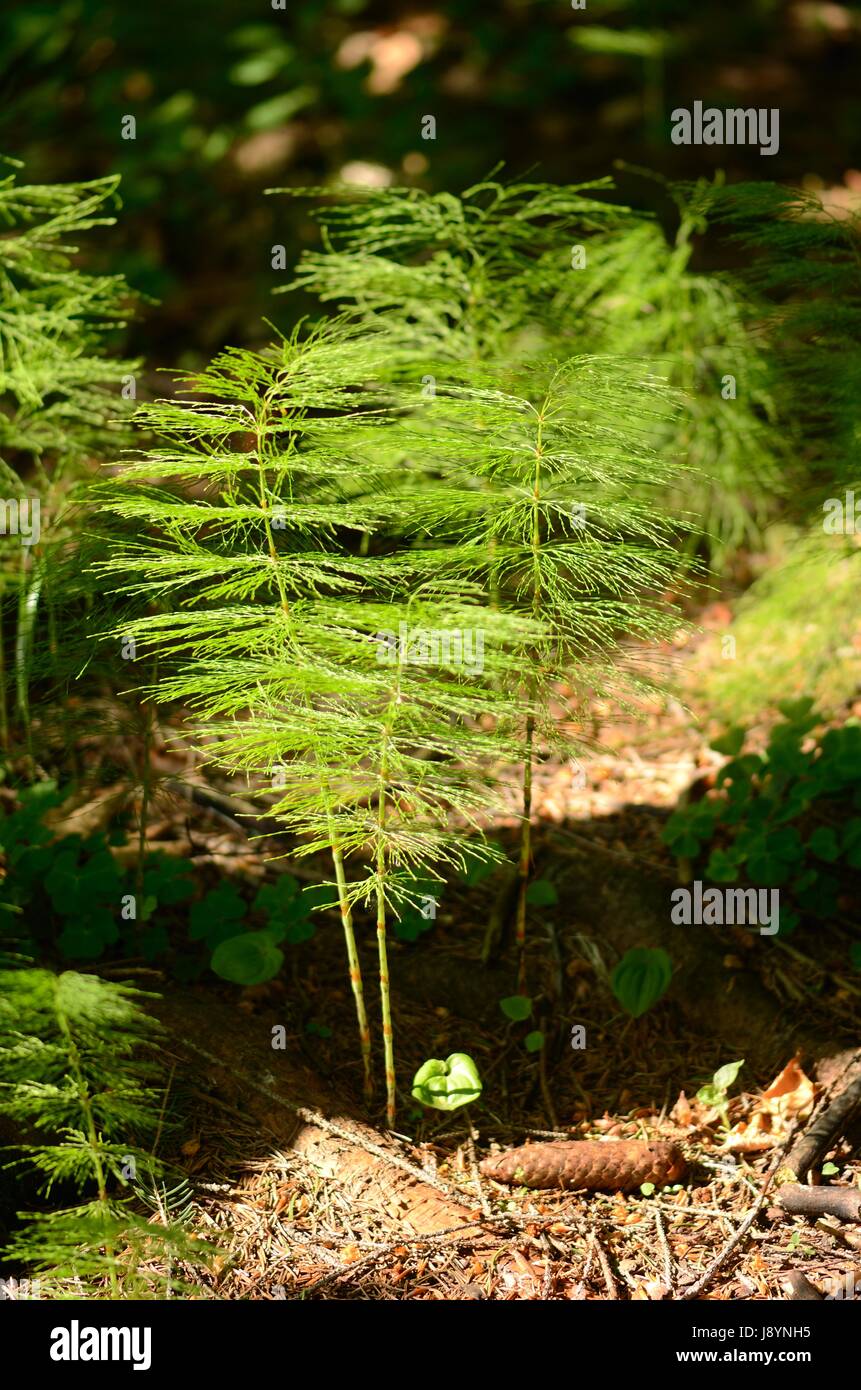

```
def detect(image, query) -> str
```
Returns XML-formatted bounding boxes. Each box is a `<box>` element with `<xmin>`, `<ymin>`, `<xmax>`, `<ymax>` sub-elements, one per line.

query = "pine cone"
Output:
<box><xmin>480</xmin><ymin>1139</ymin><xmax>686</xmax><ymax>1191</ymax></box>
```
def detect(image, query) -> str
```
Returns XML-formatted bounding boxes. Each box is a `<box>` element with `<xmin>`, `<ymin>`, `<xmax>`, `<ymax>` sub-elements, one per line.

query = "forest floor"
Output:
<box><xmin>6</xmin><ymin>589</ymin><xmax>860</xmax><ymax>1300</ymax></box>
<box><xmin>81</xmin><ymin>597</ymin><xmax>857</xmax><ymax>1303</ymax></box>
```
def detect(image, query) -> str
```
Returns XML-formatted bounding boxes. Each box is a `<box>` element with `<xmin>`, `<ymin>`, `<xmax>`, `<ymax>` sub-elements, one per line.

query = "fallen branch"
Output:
<box><xmin>589</xmin><ymin>1233</ymin><xmax>618</xmax><ymax>1300</ymax></box>
<box><xmin>784</xmin><ymin>1051</ymin><xmax>861</xmax><ymax>1182</ymax></box>
<box><xmin>777</xmin><ymin>1184</ymin><xmax>861</xmax><ymax>1224</ymax></box>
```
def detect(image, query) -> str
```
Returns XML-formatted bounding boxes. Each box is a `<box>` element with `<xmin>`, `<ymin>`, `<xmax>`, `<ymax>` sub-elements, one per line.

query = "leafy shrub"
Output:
<box><xmin>0</xmin><ymin>782</ymin><xmax>332</xmax><ymax>983</ymax></box>
<box><xmin>0</xmin><ymin>782</ymin><xmax>193</xmax><ymax>962</ymax></box>
<box><xmin>663</xmin><ymin>701</ymin><xmax>861</xmax><ymax>944</ymax></box>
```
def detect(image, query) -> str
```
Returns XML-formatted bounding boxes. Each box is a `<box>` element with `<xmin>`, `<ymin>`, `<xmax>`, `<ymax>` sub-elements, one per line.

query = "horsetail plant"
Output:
<box><xmin>277</xmin><ymin>175</ymin><xmax>632</xmax><ymax>381</ymax></box>
<box><xmin>0</xmin><ymin>967</ymin><xmax>210</xmax><ymax>1297</ymax></box>
<box><xmin>280</xmin><ymin>175</ymin><xmax>804</xmax><ymax>562</ymax></box>
<box><xmin>398</xmin><ymin>356</ymin><xmax>690</xmax><ymax>985</ymax></box>
<box><xmin>278</xmin><ymin>182</ymin><xmax>695</xmax><ymax>982</ymax></box>
<box><xmin>0</xmin><ymin>157</ymin><xmax>139</xmax><ymax>756</ymax></box>
<box><xmin>97</xmin><ymin>317</ymin><xmax>540</xmax><ymax>1125</ymax></box>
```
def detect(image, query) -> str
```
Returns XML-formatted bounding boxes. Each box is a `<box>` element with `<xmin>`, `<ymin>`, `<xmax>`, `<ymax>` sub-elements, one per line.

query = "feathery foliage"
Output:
<box><xmin>279</xmin><ymin>181</ymin><xmax>695</xmax><ymax>980</ymax></box>
<box><xmin>97</xmin><ymin>316</ymin><xmax>540</xmax><ymax>1123</ymax></box>
<box><xmin>0</xmin><ymin>967</ymin><xmax>209</xmax><ymax>1297</ymax></box>
<box><xmin>0</xmin><ymin>156</ymin><xmax>139</xmax><ymax>757</ymax></box>
<box><xmin>279</xmin><ymin>177</ymin><xmax>773</xmax><ymax>554</ymax></box>
<box><xmin>392</xmin><ymin>356</ymin><xmax>690</xmax><ymax>980</ymax></box>
<box><xmin>555</xmin><ymin>175</ymin><xmax>789</xmax><ymax>557</ymax></box>
<box><xmin>279</xmin><ymin>175</ymin><xmax>630</xmax><ymax>375</ymax></box>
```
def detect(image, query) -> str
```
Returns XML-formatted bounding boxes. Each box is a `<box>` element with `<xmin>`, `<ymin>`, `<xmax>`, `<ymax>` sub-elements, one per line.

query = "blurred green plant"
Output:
<box><xmin>0</xmin><ymin>967</ymin><xmax>212</xmax><ymax>1297</ymax></box>
<box><xmin>0</xmin><ymin>158</ymin><xmax>140</xmax><ymax>758</ymax></box>
<box><xmin>663</xmin><ymin>702</ymin><xmax>861</xmax><ymax>950</ymax></box>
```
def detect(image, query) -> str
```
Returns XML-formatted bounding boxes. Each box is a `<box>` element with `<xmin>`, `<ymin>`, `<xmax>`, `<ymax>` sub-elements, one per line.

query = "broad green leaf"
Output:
<box><xmin>705</xmin><ymin>848</ymin><xmax>740</xmax><ymax>882</ymax></box>
<box><xmin>210</xmin><ymin>931</ymin><xmax>283</xmax><ymax>985</ymax></box>
<box><xmin>284</xmin><ymin>918</ymin><xmax>316</xmax><ymax>945</ymax></box>
<box><xmin>711</xmin><ymin>726</ymin><xmax>746</xmax><ymax>757</ymax></box>
<box><xmin>253</xmin><ymin>875</ymin><xmax>301</xmax><ymax>915</ymax></box>
<box><xmin>807</xmin><ymin>827</ymin><xmax>839</xmax><ymax>863</ymax></box>
<box><xmin>189</xmin><ymin>884</ymin><xmax>247</xmax><ymax>941</ymax></box>
<box><xmin>500</xmin><ymin>994</ymin><xmax>532</xmax><ymax>1022</ymax></box>
<box><xmin>392</xmin><ymin>910</ymin><xmax>433</xmax><ymax>942</ymax></box>
<box><xmin>411</xmin><ymin>1053</ymin><xmax>482</xmax><ymax>1111</ymax></box>
<box><xmin>458</xmin><ymin>843</ymin><xmax>503</xmax><ymax>887</ymax></box>
<box><xmin>712</xmin><ymin>1059</ymin><xmax>744</xmax><ymax>1093</ymax></box>
<box><xmin>776</xmin><ymin>697</ymin><xmax>816</xmax><ymax>722</ymax></box>
<box><xmin>526</xmin><ymin>878</ymin><xmax>558</xmax><ymax>907</ymax></box>
<box><xmin>610</xmin><ymin>948</ymin><xmax>672</xmax><ymax>1018</ymax></box>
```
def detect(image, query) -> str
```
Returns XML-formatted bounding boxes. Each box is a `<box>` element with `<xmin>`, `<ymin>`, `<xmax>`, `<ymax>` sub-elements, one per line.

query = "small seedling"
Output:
<box><xmin>411</xmin><ymin>1053</ymin><xmax>482</xmax><ymax>1112</ymax></box>
<box><xmin>696</xmin><ymin>1059</ymin><xmax>744</xmax><ymax>1128</ymax></box>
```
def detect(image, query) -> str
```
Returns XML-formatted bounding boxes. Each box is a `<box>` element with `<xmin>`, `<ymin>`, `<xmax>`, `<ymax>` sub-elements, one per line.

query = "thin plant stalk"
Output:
<box><xmin>374</xmin><ymin>669</ymin><xmax>401</xmax><ymax>1128</ymax></box>
<box><xmin>514</xmin><ymin>715</ymin><xmax>535</xmax><ymax>992</ymax></box>
<box><xmin>52</xmin><ymin>978</ymin><xmax>118</xmax><ymax>1299</ymax></box>
<box><xmin>326</xmin><ymin>804</ymin><xmax>373</xmax><ymax>1102</ymax></box>
<box><xmin>135</xmin><ymin>675</ymin><xmax>154</xmax><ymax>909</ymax></box>
<box><xmin>374</xmin><ymin>841</ymin><xmax>395</xmax><ymax>1129</ymax></box>
<box><xmin>514</xmin><ymin>396</ymin><xmax>548</xmax><ymax>988</ymax></box>
<box><xmin>0</xmin><ymin>591</ymin><xmax>8</xmax><ymax>751</ymax></box>
<box><xmin>255</xmin><ymin>398</ymin><xmax>374</xmax><ymax>1098</ymax></box>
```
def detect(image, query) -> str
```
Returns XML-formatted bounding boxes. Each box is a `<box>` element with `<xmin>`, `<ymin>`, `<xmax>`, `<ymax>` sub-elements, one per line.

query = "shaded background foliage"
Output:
<box><xmin>3</xmin><ymin>0</ymin><xmax>861</xmax><ymax>361</ymax></box>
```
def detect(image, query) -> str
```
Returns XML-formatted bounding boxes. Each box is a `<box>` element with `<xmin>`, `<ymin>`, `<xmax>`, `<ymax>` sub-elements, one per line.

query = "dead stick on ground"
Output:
<box><xmin>537</xmin><ymin>1014</ymin><xmax>560</xmax><ymax>1131</ymax></box>
<box><xmin>777</xmin><ymin>1184</ymin><xmax>861</xmax><ymax>1223</ymax></box>
<box><xmin>654</xmin><ymin>1206</ymin><xmax>674</xmax><ymax>1291</ymax></box>
<box><xmin>784</xmin><ymin>1051</ymin><xmax>861</xmax><ymax>1182</ymax></box>
<box><xmin>540</xmin><ymin>1232</ymin><xmax>555</xmax><ymax>1299</ymax></box>
<box><xmin>590</xmin><ymin>1233</ymin><xmax>618</xmax><ymax>1300</ymax></box>
<box><xmin>173</xmin><ymin>1036</ymin><xmax>459</xmax><ymax>1199</ymax></box>
<box><xmin>464</xmin><ymin>1113</ymin><xmax>492</xmax><ymax>1219</ymax></box>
